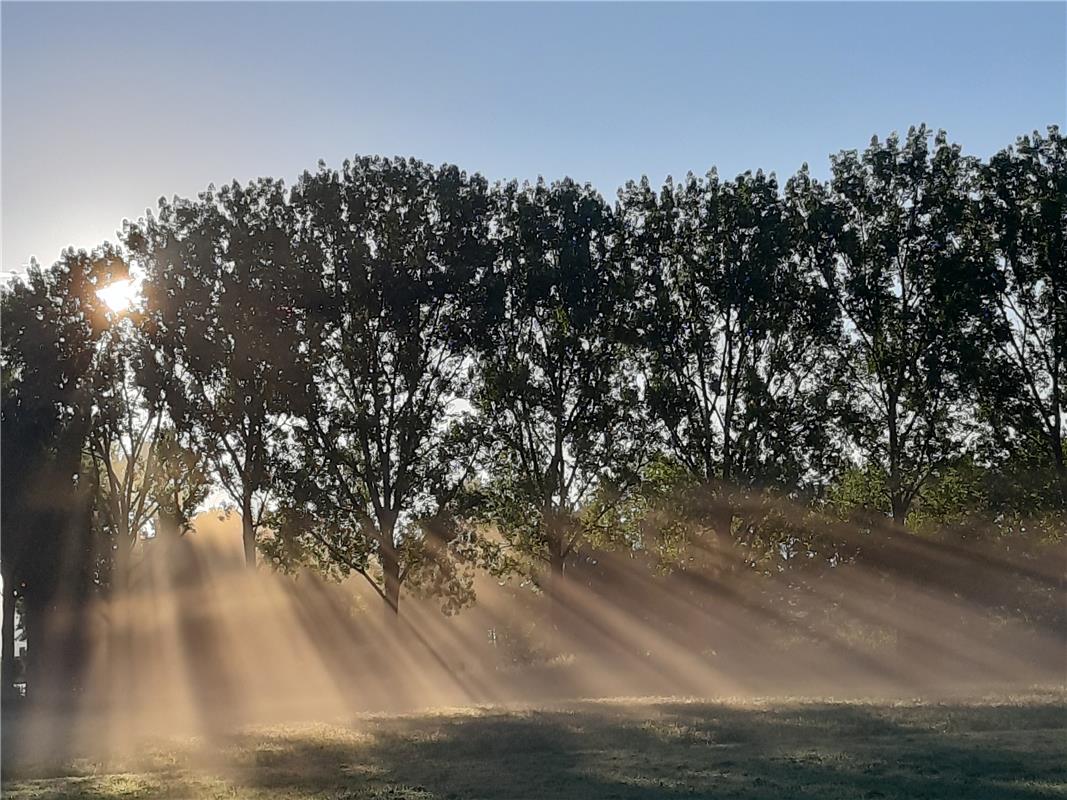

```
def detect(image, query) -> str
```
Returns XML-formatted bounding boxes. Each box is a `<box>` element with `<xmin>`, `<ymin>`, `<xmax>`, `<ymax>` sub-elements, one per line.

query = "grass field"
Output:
<box><xmin>4</xmin><ymin>688</ymin><xmax>1066</xmax><ymax>799</ymax></box>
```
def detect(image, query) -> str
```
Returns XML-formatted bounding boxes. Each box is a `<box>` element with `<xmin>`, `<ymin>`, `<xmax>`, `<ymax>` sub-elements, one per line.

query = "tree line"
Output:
<box><xmin>2</xmin><ymin>124</ymin><xmax>1064</xmax><ymax>695</ymax></box>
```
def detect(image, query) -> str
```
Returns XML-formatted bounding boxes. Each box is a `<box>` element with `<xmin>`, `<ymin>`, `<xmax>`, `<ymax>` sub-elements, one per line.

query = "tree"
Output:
<box><xmin>85</xmin><ymin>323</ymin><xmax>209</xmax><ymax>585</ymax></box>
<box><xmin>471</xmin><ymin>179</ymin><xmax>646</xmax><ymax>583</ymax></box>
<box><xmin>619</xmin><ymin>169</ymin><xmax>841</xmax><ymax>564</ymax></box>
<box><xmin>85</xmin><ymin>319</ymin><xmax>164</xmax><ymax>585</ymax></box>
<box><xmin>267</xmin><ymin>157</ymin><xmax>493</xmax><ymax>617</ymax></box>
<box><xmin>818</xmin><ymin>126</ymin><xmax>996</xmax><ymax>526</ymax></box>
<box><xmin>150</xmin><ymin>429</ymin><xmax>211</xmax><ymax>540</ymax></box>
<box><xmin>125</xmin><ymin>179</ymin><xmax>313</xmax><ymax>567</ymax></box>
<box><xmin>1</xmin><ymin>246</ymin><xmax>124</xmax><ymax>697</ymax></box>
<box><xmin>977</xmin><ymin>126</ymin><xmax>1066</xmax><ymax>507</ymax></box>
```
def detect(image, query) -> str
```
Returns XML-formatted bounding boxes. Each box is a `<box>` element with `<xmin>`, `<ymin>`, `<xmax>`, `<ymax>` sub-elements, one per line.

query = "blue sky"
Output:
<box><xmin>3</xmin><ymin>1</ymin><xmax>1065</xmax><ymax>270</ymax></box>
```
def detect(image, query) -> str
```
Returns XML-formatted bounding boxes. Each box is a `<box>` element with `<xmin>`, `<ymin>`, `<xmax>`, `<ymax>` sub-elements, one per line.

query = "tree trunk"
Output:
<box><xmin>21</xmin><ymin>590</ymin><xmax>45</xmax><ymax>700</ymax></box>
<box><xmin>545</xmin><ymin>527</ymin><xmax>566</xmax><ymax>643</ymax></box>
<box><xmin>548</xmin><ymin>536</ymin><xmax>565</xmax><ymax>580</ymax></box>
<box><xmin>2</xmin><ymin>562</ymin><xmax>16</xmax><ymax>704</ymax></box>
<box><xmin>711</xmin><ymin>503</ymin><xmax>735</xmax><ymax>574</ymax></box>
<box><xmin>241</xmin><ymin>492</ymin><xmax>256</xmax><ymax>568</ymax></box>
<box><xmin>891</xmin><ymin>496</ymin><xmax>907</xmax><ymax>528</ymax></box>
<box><xmin>1051</xmin><ymin>426</ymin><xmax>1066</xmax><ymax>505</ymax></box>
<box><xmin>157</xmin><ymin>507</ymin><xmax>183</xmax><ymax>541</ymax></box>
<box><xmin>113</xmin><ymin>524</ymin><xmax>134</xmax><ymax>593</ymax></box>
<box><xmin>889</xmin><ymin>496</ymin><xmax>923</xmax><ymax>680</ymax></box>
<box><xmin>381</xmin><ymin>542</ymin><xmax>401</xmax><ymax>620</ymax></box>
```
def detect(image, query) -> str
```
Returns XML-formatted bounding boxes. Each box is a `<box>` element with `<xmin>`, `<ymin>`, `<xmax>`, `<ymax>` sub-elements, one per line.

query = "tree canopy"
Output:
<box><xmin>2</xmin><ymin>124</ymin><xmax>1063</xmax><ymax>692</ymax></box>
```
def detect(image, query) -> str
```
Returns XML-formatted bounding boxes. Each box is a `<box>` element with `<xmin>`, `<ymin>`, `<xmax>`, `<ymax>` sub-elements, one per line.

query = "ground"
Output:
<box><xmin>4</xmin><ymin>688</ymin><xmax>1066</xmax><ymax>799</ymax></box>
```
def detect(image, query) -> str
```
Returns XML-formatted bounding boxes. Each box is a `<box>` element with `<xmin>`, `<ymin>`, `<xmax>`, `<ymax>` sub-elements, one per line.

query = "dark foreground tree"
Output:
<box><xmin>126</xmin><ymin>180</ymin><xmax>313</xmax><ymax>567</ymax></box>
<box><xmin>977</xmin><ymin>126</ymin><xmax>1066</xmax><ymax>508</ymax></box>
<box><xmin>267</xmin><ymin>158</ymin><xmax>493</xmax><ymax>617</ymax></box>
<box><xmin>816</xmin><ymin>126</ymin><xmax>997</xmax><ymax>526</ymax></box>
<box><xmin>620</xmin><ymin>168</ymin><xmax>841</xmax><ymax>566</ymax></box>
<box><xmin>1</xmin><ymin>247</ymin><xmax>124</xmax><ymax>698</ymax></box>
<box><xmin>85</xmin><ymin>323</ymin><xmax>209</xmax><ymax>587</ymax></box>
<box><xmin>471</xmin><ymin>180</ymin><xmax>647</xmax><ymax>584</ymax></box>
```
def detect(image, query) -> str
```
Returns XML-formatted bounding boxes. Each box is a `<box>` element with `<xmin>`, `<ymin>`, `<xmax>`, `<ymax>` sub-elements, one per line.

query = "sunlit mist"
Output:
<box><xmin>6</xmin><ymin>497</ymin><xmax>1063</xmax><ymax>769</ymax></box>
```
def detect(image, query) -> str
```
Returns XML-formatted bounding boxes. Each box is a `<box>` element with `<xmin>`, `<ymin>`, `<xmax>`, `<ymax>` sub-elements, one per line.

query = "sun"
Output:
<box><xmin>97</xmin><ymin>278</ymin><xmax>138</xmax><ymax>313</ymax></box>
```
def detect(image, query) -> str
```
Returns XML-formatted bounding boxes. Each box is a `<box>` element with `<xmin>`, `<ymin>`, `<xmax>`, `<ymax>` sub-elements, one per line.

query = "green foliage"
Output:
<box><xmin>825</xmin><ymin>463</ymin><xmax>891</xmax><ymax>521</ymax></box>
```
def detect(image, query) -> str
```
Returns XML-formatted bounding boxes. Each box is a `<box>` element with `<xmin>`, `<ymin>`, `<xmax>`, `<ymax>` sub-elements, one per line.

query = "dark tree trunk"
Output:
<box><xmin>1052</xmin><ymin>427</ymin><xmax>1066</xmax><ymax>505</ymax></box>
<box><xmin>382</xmin><ymin>555</ymin><xmax>401</xmax><ymax>618</ymax></box>
<box><xmin>157</xmin><ymin>507</ymin><xmax>183</xmax><ymax>541</ymax></box>
<box><xmin>711</xmin><ymin>503</ymin><xmax>735</xmax><ymax>574</ymax></box>
<box><xmin>891</xmin><ymin>497</ymin><xmax>907</xmax><ymax>528</ymax></box>
<box><xmin>889</xmin><ymin>501</ymin><xmax>924</xmax><ymax>679</ymax></box>
<box><xmin>380</xmin><ymin>522</ymin><xmax>402</xmax><ymax>620</ymax></box>
<box><xmin>2</xmin><ymin>562</ymin><xmax>16</xmax><ymax>704</ymax></box>
<box><xmin>241</xmin><ymin>492</ymin><xmax>256</xmax><ymax>569</ymax></box>
<box><xmin>113</xmin><ymin>529</ymin><xmax>134</xmax><ymax>593</ymax></box>
<box><xmin>21</xmin><ymin>590</ymin><xmax>45</xmax><ymax>700</ymax></box>
<box><xmin>545</xmin><ymin>526</ymin><xmax>567</xmax><ymax>643</ymax></box>
<box><xmin>548</xmin><ymin>535</ymin><xmax>565</xmax><ymax>580</ymax></box>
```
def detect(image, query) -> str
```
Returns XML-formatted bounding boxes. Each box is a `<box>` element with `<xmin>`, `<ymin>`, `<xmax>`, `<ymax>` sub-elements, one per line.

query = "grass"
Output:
<box><xmin>4</xmin><ymin>688</ymin><xmax>1066</xmax><ymax>799</ymax></box>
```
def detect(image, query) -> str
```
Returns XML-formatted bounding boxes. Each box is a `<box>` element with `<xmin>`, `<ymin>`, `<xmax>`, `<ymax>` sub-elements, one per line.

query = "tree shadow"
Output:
<box><xmin>208</xmin><ymin>694</ymin><xmax>1067</xmax><ymax>800</ymax></box>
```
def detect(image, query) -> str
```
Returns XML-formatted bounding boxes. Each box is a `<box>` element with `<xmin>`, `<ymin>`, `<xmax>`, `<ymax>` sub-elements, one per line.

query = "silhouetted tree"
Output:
<box><xmin>620</xmin><ymin>169</ymin><xmax>841</xmax><ymax>566</ymax></box>
<box><xmin>86</xmin><ymin>325</ymin><xmax>210</xmax><ymax>586</ymax></box>
<box><xmin>816</xmin><ymin>127</ymin><xmax>997</xmax><ymax>526</ymax></box>
<box><xmin>977</xmin><ymin>126</ymin><xmax>1066</xmax><ymax>508</ymax></box>
<box><xmin>125</xmin><ymin>180</ymin><xmax>313</xmax><ymax>567</ymax></box>
<box><xmin>1</xmin><ymin>247</ymin><xmax>124</xmax><ymax>697</ymax></box>
<box><xmin>267</xmin><ymin>158</ymin><xmax>493</xmax><ymax>617</ymax></box>
<box><xmin>471</xmin><ymin>180</ymin><xmax>647</xmax><ymax>583</ymax></box>
<box><xmin>150</xmin><ymin>429</ymin><xmax>211</xmax><ymax>541</ymax></box>
<box><xmin>85</xmin><ymin>320</ymin><xmax>165</xmax><ymax>585</ymax></box>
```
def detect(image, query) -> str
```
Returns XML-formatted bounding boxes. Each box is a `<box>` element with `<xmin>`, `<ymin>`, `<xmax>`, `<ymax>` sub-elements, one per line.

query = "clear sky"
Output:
<box><xmin>3</xmin><ymin>1</ymin><xmax>1065</xmax><ymax>271</ymax></box>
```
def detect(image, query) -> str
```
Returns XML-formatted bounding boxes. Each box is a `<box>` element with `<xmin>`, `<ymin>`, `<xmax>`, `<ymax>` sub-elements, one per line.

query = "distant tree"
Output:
<box><xmin>977</xmin><ymin>126</ymin><xmax>1066</xmax><ymax>507</ymax></box>
<box><xmin>471</xmin><ymin>179</ymin><xmax>647</xmax><ymax>583</ymax></box>
<box><xmin>1</xmin><ymin>246</ymin><xmax>124</xmax><ymax>697</ymax></box>
<box><xmin>619</xmin><ymin>169</ymin><xmax>841</xmax><ymax>564</ymax></box>
<box><xmin>267</xmin><ymin>158</ymin><xmax>493</xmax><ymax>617</ymax></box>
<box><xmin>816</xmin><ymin>126</ymin><xmax>997</xmax><ymax>526</ymax></box>
<box><xmin>125</xmin><ymin>180</ymin><xmax>313</xmax><ymax>567</ymax></box>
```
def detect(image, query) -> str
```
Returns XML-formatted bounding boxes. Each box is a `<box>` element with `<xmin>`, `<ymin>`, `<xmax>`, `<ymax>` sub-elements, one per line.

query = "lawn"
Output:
<box><xmin>4</xmin><ymin>688</ymin><xmax>1065</xmax><ymax>799</ymax></box>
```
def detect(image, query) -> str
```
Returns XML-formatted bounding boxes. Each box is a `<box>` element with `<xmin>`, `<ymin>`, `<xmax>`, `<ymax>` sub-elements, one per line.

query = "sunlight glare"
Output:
<box><xmin>97</xmin><ymin>278</ymin><xmax>137</xmax><ymax>313</ymax></box>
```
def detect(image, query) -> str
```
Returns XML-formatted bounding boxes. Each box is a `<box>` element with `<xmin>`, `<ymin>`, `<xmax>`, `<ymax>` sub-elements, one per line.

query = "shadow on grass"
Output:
<box><xmin>5</xmin><ymin>692</ymin><xmax>1066</xmax><ymax>799</ymax></box>
<box><xmin>221</xmin><ymin>694</ymin><xmax>1067</xmax><ymax>800</ymax></box>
